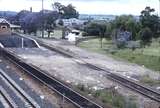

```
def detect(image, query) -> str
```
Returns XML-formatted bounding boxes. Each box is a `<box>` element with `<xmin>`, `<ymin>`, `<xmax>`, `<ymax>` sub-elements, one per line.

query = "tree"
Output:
<box><xmin>139</xmin><ymin>27</ymin><xmax>153</xmax><ymax>47</ymax></box>
<box><xmin>105</xmin><ymin>22</ymin><xmax>112</xmax><ymax>37</ymax></box>
<box><xmin>83</xmin><ymin>22</ymin><xmax>107</xmax><ymax>48</ymax></box>
<box><xmin>62</xmin><ymin>4</ymin><xmax>79</xmax><ymax>19</ymax></box>
<box><xmin>44</xmin><ymin>11</ymin><xmax>58</xmax><ymax>37</ymax></box>
<box><xmin>9</xmin><ymin>10</ymin><xmax>27</xmax><ymax>33</ymax></box>
<box><xmin>98</xmin><ymin>24</ymin><xmax>106</xmax><ymax>48</ymax></box>
<box><xmin>52</xmin><ymin>2</ymin><xmax>79</xmax><ymax>19</ymax></box>
<box><xmin>23</xmin><ymin>12</ymin><xmax>39</xmax><ymax>35</ymax></box>
<box><xmin>140</xmin><ymin>6</ymin><xmax>160</xmax><ymax>38</ymax></box>
<box><xmin>111</xmin><ymin>15</ymin><xmax>140</xmax><ymax>40</ymax></box>
<box><xmin>52</xmin><ymin>2</ymin><xmax>64</xmax><ymax>18</ymax></box>
<box><xmin>84</xmin><ymin>23</ymin><xmax>101</xmax><ymax>36</ymax></box>
<box><xmin>14</xmin><ymin>10</ymin><xmax>30</xmax><ymax>25</ymax></box>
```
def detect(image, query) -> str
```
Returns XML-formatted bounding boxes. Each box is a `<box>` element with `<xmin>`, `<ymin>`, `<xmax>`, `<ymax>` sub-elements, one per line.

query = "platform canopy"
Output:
<box><xmin>10</xmin><ymin>24</ymin><xmax>21</xmax><ymax>29</ymax></box>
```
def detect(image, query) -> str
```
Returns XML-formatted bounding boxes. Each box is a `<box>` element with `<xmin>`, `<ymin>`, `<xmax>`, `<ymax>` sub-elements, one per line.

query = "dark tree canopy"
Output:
<box><xmin>140</xmin><ymin>6</ymin><xmax>160</xmax><ymax>38</ymax></box>
<box><xmin>52</xmin><ymin>2</ymin><xmax>79</xmax><ymax>19</ymax></box>
<box><xmin>13</xmin><ymin>10</ymin><xmax>58</xmax><ymax>36</ymax></box>
<box><xmin>139</xmin><ymin>27</ymin><xmax>153</xmax><ymax>47</ymax></box>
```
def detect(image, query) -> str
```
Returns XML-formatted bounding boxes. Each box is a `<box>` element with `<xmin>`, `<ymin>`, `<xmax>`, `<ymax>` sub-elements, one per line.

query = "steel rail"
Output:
<box><xmin>0</xmin><ymin>86</ymin><xmax>18</xmax><ymax>108</ymax></box>
<box><xmin>34</xmin><ymin>39</ymin><xmax>160</xmax><ymax>103</ymax></box>
<box><xmin>0</xmin><ymin>68</ymin><xmax>40</xmax><ymax>108</ymax></box>
<box><xmin>0</xmin><ymin>48</ymin><xmax>103</xmax><ymax>108</ymax></box>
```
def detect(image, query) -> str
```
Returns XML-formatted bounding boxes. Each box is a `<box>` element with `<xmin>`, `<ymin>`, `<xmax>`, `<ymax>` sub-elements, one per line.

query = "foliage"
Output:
<box><xmin>9</xmin><ymin>2</ymin><xmax>78</xmax><ymax>37</ymax></box>
<box><xmin>13</xmin><ymin>10</ymin><xmax>30</xmax><ymax>25</ymax></box>
<box><xmin>58</xmin><ymin>19</ymin><xmax>64</xmax><ymax>26</ymax></box>
<box><xmin>111</xmin><ymin>15</ymin><xmax>140</xmax><ymax>40</ymax></box>
<box><xmin>139</xmin><ymin>27</ymin><xmax>153</xmax><ymax>47</ymax></box>
<box><xmin>84</xmin><ymin>23</ymin><xmax>101</xmax><ymax>36</ymax></box>
<box><xmin>52</xmin><ymin>2</ymin><xmax>79</xmax><ymax>19</ymax></box>
<box><xmin>52</xmin><ymin>2</ymin><xmax>64</xmax><ymax>16</ymax></box>
<box><xmin>93</xmin><ymin>89</ymin><xmax>137</xmax><ymax>108</ymax></box>
<box><xmin>43</xmin><ymin>11</ymin><xmax>58</xmax><ymax>37</ymax></box>
<box><xmin>12</xmin><ymin>10</ymin><xmax>58</xmax><ymax>36</ymax></box>
<box><xmin>78</xmin><ymin>38</ymin><xmax>160</xmax><ymax>72</ymax></box>
<box><xmin>98</xmin><ymin>23</ymin><xmax>107</xmax><ymax>48</ymax></box>
<box><xmin>140</xmin><ymin>75</ymin><xmax>160</xmax><ymax>86</ymax></box>
<box><xmin>83</xmin><ymin>22</ymin><xmax>108</xmax><ymax>47</ymax></box>
<box><xmin>105</xmin><ymin>22</ymin><xmax>112</xmax><ymax>36</ymax></box>
<box><xmin>63</xmin><ymin>4</ymin><xmax>79</xmax><ymax>19</ymax></box>
<box><xmin>140</xmin><ymin>6</ymin><xmax>160</xmax><ymax>38</ymax></box>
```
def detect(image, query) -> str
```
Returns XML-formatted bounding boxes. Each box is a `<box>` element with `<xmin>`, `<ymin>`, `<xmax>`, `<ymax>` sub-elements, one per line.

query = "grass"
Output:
<box><xmin>78</xmin><ymin>38</ymin><xmax>160</xmax><ymax>72</ymax></box>
<box><xmin>140</xmin><ymin>75</ymin><xmax>160</xmax><ymax>86</ymax></box>
<box><xmin>76</xmin><ymin>84</ymin><xmax>137</xmax><ymax>108</ymax></box>
<box><xmin>113</xmin><ymin>50</ymin><xmax>160</xmax><ymax>72</ymax></box>
<box><xmin>93</xmin><ymin>89</ymin><xmax>126</xmax><ymax>108</ymax></box>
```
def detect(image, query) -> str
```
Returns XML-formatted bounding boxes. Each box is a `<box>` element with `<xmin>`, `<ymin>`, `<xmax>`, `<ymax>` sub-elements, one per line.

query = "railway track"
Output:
<box><xmin>84</xmin><ymin>63</ymin><xmax>160</xmax><ymax>103</ymax></box>
<box><xmin>0</xmin><ymin>68</ymin><xmax>40</xmax><ymax>108</ymax></box>
<box><xmin>0</xmin><ymin>86</ymin><xmax>17</xmax><ymax>108</ymax></box>
<box><xmin>0</xmin><ymin>48</ymin><xmax>103</xmax><ymax>108</ymax></box>
<box><xmin>1</xmin><ymin>33</ymin><xmax>160</xmax><ymax>106</ymax></box>
<box><xmin>33</xmin><ymin>39</ymin><xmax>160</xmax><ymax>103</ymax></box>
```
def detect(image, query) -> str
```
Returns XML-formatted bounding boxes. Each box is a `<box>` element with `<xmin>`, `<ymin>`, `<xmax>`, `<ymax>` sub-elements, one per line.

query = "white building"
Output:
<box><xmin>56</xmin><ymin>18</ymin><xmax>86</xmax><ymax>27</ymax></box>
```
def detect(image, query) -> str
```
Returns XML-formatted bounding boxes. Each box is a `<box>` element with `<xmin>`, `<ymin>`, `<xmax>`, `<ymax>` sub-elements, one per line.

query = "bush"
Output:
<box><xmin>84</xmin><ymin>23</ymin><xmax>100</xmax><ymax>36</ymax></box>
<box><xmin>139</xmin><ymin>27</ymin><xmax>153</xmax><ymax>47</ymax></box>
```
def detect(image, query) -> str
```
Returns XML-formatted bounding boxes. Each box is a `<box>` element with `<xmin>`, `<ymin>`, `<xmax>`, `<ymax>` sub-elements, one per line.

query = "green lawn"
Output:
<box><xmin>78</xmin><ymin>38</ymin><xmax>160</xmax><ymax>72</ymax></box>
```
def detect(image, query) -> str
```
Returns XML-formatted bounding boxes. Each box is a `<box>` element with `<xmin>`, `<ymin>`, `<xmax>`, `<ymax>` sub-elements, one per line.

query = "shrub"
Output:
<box><xmin>84</xmin><ymin>23</ymin><xmax>101</xmax><ymax>36</ymax></box>
<box><xmin>139</xmin><ymin>27</ymin><xmax>153</xmax><ymax>47</ymax></box>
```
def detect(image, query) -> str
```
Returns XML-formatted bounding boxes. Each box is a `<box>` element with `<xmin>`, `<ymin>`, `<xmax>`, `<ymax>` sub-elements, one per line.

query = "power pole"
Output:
<box><xmin>159</xmin><ymin>0</ymin><xmax>160</xmax><ymax>16</ymax></box>
<box><xmin>42</xmin><ymin>0</ymin><xmax>44</xmax><ymax>38</ymax></box>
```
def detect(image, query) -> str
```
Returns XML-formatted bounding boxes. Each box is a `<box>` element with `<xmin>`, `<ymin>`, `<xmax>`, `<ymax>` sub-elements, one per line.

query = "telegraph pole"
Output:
<box><xmin>159</xmin><ymin>0</ymin><xmax>160</xmax><ymax>16</ymax></box>
<box><xmin>42</xmin><ymin>0</ymin><xmax>44</xmax><ymax>38</ymax></box>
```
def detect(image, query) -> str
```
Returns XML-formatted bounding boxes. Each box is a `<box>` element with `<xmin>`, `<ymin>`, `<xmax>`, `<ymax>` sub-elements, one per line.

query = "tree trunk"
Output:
<box><xmin>100</xmin><ymin>38</ymin><xmax>103</xmax><ymax>48</ymax></box>
<box><xmin>48</xmin><ymin>32</ymin><xmax>50</xmax><ymax>38</ymax></box>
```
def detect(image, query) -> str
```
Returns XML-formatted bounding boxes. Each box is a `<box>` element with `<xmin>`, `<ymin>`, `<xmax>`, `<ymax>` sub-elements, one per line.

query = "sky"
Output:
<box><xmin>0</xmin><ymin>0</ymin><xmax>159</xmax><ymax>15</ymax></box>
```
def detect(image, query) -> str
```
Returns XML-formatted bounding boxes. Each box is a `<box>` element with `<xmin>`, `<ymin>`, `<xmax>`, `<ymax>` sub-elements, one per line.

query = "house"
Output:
<box><xmin>0</xmin><ymin>18</ymin><xmax>11</xmax><ymax>35</ymax></box>
<box><xmin>56</xmin><ymin>18</ymin><xmax>86</xmax><ymax>27</ymax></box>
<box><xmin>65</xmin><ymin>29</ymin><xmax>82</xmax><ymax>42</ymax></box>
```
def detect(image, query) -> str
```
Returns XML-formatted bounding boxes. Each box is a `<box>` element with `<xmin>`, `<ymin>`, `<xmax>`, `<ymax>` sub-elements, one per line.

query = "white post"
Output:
<box><xmin>42</xmin><ymin>0</ymin><xmax>44</xmax><ymax>38</ymax></box>
<box><xmin>22</xmin><ymin>38</ymin><xmax>24</xmax><ymax>48</ymax></box>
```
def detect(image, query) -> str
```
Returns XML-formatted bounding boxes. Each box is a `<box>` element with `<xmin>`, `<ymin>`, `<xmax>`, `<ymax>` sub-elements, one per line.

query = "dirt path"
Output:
<box><xmin>35</xmin><ymin>38</ymin><xmax>160</xmax><ymax>81</ymax></box>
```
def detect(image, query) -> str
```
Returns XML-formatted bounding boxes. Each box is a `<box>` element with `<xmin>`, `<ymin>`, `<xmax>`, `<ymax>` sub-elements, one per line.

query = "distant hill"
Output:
<box><xmin>79</xmin><ymin>14</ymin><xmax>116</xmax><ymax>21</ymax></box>
<box><xmin>0</xmin><ymin>11</ymin><xmax>17</xmax><ymax>17</ymax></box>
<box><xmin>79</xmin><ymin>14</ymin><xmax>139</xmax><ymax>21</ymax></box>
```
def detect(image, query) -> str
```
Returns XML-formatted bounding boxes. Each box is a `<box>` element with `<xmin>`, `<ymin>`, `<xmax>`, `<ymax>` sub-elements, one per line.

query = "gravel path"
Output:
<box><xmin>38</xmin><ymin>38</ymin><xmax>160</xmax><ymax>81</ymax></box>
<box><xmin>5</xmin><ymin>34</ymin><xmax>160</xmax><ymax>107</ymax></box>
<box><xmin>6</xmin><ymin>47</ymin><xmax>160</xmax><ymax>108</ymax></box>
<box><xmin>8</xmin><ymin>48</ymin><xmax>114</xmax><ymax>89</ymax></box>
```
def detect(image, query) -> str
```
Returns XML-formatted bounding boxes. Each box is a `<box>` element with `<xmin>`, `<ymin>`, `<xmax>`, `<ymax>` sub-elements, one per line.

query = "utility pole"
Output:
<box><xmin>159</xmin><ymin>0</ymin><xmax>160</xmax><ymax>16</ymax></box>
<box><xmin>42</xmin><ymin>0</ymin><xmax>44</xmax><ymax>38</ymax></box>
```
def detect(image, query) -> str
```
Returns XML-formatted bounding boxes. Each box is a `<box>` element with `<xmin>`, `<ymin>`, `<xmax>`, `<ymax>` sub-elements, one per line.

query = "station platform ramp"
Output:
<box><xmin>0</xmin><ymin>34</ymin><xmax>39</xmax><ymax>48</ymax></box>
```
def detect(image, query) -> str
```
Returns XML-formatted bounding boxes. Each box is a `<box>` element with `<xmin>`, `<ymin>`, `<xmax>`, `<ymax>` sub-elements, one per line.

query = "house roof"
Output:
<box><xmin>0</xmin><ymin>18</ymin><xmax>21</xmax><ymax>28</ymax></box>
<box><xmin>0</xmin><ymin>18</ymin><xmax>10</xmax><ymax>24</ymax></box>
